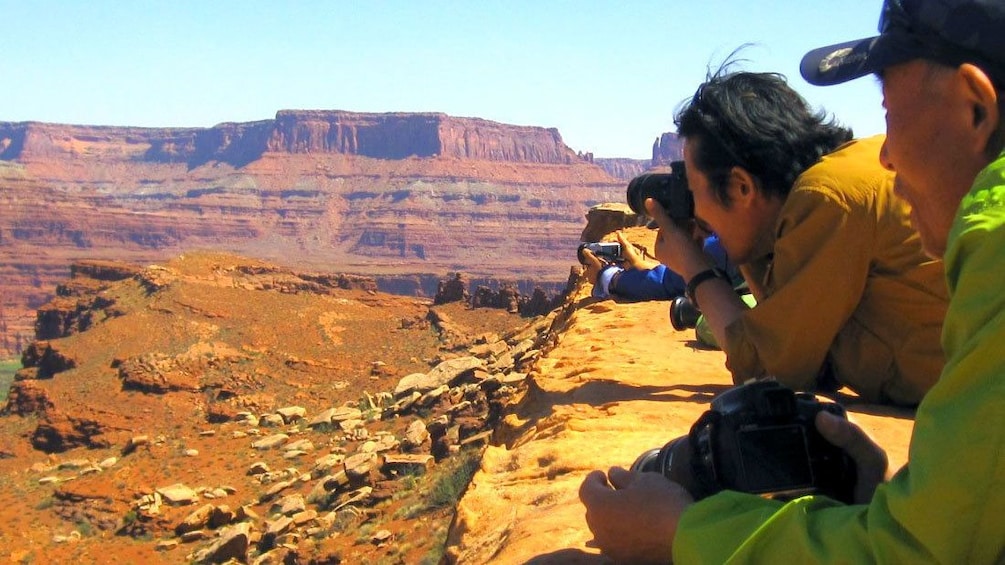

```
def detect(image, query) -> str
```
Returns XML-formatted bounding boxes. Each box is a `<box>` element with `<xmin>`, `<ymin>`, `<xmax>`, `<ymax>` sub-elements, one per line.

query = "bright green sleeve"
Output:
<box><xmin>673</xmin><ymin>153</ymin><xmax>1005</xmax><ymax>564</ymax></box>
<box><xmin>695</xmin><ymin>293</ymin><xmax>756</xmax><ymax>349</ymax></box>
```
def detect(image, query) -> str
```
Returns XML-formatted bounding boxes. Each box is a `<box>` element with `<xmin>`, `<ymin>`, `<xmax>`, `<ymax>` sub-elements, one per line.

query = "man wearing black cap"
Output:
<box><xmin>579</xmin><ymin>1</ymin><xmax>1004</xmax><ymax>562</ymax></box>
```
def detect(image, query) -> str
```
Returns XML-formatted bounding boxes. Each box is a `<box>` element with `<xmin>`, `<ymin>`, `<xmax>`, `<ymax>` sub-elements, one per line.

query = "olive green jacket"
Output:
<box><xmin>673</xmin><ymin>150</ymin><xmax>1005</xmax><ymax>563</ymax></box>
<box><xmin>723</xmin><ymin>136</ymin><xmax>947</xmax><ymax>405</ymax></box>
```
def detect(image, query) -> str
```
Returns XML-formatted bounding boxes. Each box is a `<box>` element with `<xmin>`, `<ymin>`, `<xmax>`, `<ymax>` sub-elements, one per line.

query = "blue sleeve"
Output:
<box><xmin>703</xmin><ymin>234</ymin><xmax>742</xmax><ymax>286</ymax></box>
<box><xmin>612</xmin><ymin>264</ymin><xmax>685</xmax><ymax>301</ymax></box>
<box><xmin>610</xmin><ymin>235</ymin><xmax>735</xmax><ymax>301</ymax></box>
<box><xmin>702</xmin><ymin>235</ymin><xmax>728</xmax><ymax>270</ymax></box>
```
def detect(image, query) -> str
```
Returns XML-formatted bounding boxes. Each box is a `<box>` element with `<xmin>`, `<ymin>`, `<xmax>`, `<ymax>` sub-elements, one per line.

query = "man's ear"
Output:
<box><xmin>958</xmin><ymin>64</ymin><xmax>1000</xmax><ymax>153</ymax></box>
<box><xmin>728</xmin><ymin>166</ymin><xmax>760</xmax><ymax>207</ymax></box>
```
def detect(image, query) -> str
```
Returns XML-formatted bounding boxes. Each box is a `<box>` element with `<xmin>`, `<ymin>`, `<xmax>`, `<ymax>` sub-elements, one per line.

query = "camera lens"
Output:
<box><xmin>625</xmin><ymin>173</ymin><xmax>659</xmax><ymax>216</ymax></box>
<box><xmin>629</xmin><ymin>448</ymin><xmax>663</xmax><ymax>474</ymax></box>
<box><xmin>630</xmin><ymin>437</ymin><xmax>703</xmax><ymax>495</ymax></box>
<box><xmin>624</xmin><ymin>162</ymin><xmax>694</xmax><ymax>220</ymax></box>
<box><xmin>669</xmin><ymin>296</ymin><xmax>701</xmax><ymax>331</ymax></box>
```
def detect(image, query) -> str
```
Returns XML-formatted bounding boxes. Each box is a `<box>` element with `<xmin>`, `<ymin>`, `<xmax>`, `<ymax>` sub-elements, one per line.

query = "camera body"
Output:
<box><xmin>626</xmin><ymin>160</ymin><xmax>693</xmax><ymax>221</ymax></box>
<box><xmin>577</xmin><ymin>241</ymin><xmax>622</xmax><ymax>264</ymax></box>
<box><xmin>632</xmin><ymin>380</ymin><xmax>856</xmax><ymax>504</ymax></box>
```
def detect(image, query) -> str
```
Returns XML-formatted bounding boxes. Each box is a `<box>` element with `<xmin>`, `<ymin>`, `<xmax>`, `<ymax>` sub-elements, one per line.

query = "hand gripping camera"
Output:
<box><xmin>625</xmin><ymin>160</ymin><xmax>694</xmax><ymax>222</ymax></box>
<box><xmin>631</xmin><ymin>380</ymin><xmax>857</xmax><ymax>504</ymax></box>
<box><xmin>577</xmin><ymin>241</ymin><xmax>623</xmax><ymax>264</ymax></box>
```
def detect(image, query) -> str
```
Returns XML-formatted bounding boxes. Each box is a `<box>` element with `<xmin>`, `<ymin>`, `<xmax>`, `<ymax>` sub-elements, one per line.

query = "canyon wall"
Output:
<box><xmin>593</xmin><ymin>157</ymin><xmax>651</xmax><ymax>181</ymax></box>
<box><xmin>0</xmin><ymin>111</ymin><xmax>629</xmax><ymax>355</ymax></box>
<box><xmin>0</xmin><ymin>111</ymin><xmax>581</xmax><ymax>168</ymax></box>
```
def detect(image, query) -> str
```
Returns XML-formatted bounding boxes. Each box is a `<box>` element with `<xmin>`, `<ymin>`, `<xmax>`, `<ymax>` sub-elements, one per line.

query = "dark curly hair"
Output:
<box><xmin>674</xmin><ymin>68</ymin><xmax>853</xmax><ymax>205</ymax></box>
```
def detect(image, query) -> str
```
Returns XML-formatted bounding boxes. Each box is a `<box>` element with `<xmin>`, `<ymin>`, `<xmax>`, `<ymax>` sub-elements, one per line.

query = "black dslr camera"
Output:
<box><xmin>626</xmin><ymin>160</ymin><xmax>693</xmax><ymax>222</ymax></box>
<box><xmin>631</xmin><ymin>380</ymin><xmax>857</xmax><ymax>504</ymax></box>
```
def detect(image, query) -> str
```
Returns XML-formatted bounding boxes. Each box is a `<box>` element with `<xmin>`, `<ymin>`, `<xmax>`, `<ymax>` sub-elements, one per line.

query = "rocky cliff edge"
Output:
<box><xmin>443</xmin><ymin>225</ymin><xmax>916</xmax><ymax>563</ymax></box>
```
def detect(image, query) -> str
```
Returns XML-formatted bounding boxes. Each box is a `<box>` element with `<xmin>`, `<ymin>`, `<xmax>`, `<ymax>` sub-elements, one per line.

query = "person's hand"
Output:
<box><xmin>815</xmin><ymin>410</ymin><xmax>890</xmax><ymax>503</ymax></box>
<box><xmin>645</xmin><ymin>198</ymin><xmax>710</xmax><ymax>278</ymax></box>
<box><xmin>579</xmin><ymin>466</ymin><xmax>693</xmax><ymax>564</ymax></box>
<box><xmin>616</xmin><ymin>231</ymin><xmax>660</xmax><ymax>271</ymax></box>
<box><xmin>580</xmin><ymin>247</ymin><xmax>610</xmax><ymax>285</ymax></box>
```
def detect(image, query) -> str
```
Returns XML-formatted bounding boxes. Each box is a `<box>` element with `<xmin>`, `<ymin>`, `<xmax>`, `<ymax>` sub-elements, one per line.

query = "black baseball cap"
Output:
<box><xmin>800</xmin><ymin>0</ymin><xmax>1005</xmax><ymax>86</ymax></box>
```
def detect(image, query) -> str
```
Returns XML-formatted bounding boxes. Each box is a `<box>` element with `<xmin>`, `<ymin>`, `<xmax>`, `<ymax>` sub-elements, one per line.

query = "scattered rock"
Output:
<box><xmin>272</xmin><ymin>494</ymin><xmax>306</xmax><ymax>517</ymax></box>
<box><xmin>371</xmin><ymin>529</ymin><xmax>393</xmax><ymax>544</ymax></box>
<box><xmin>157</xmin><ymin>484</ymin><xmax>199</xmax><ymax>506</ymax></box>
<box><xmin>284</xmin><ymin>439</ymin><xmax>314</xmax><ymax>453</ymax></box>
<box><xmin>275</xmin><ymin>406</ymin><xmax>306</xmax><ymax>424</ymax></box>
<box><xmin>306</xmin><ymin>408</ymin><xmax>336</xmax><ymax>428</ymax></box>
<box><xmin>331</xmin><ymin>407</ymin><xmax>363</xmax><ymax>422</ymax></box>
<box><xmin>382</xmin><ymin>453</ymin><xmax>434</xmax><ymax>476</ymax></box>
<box><xmin>251</xmin><ymin>434</ymin><xmax>289</xmax><ymax>450</ymax></box>
<box><xmin>155</xmin><ymin>539</ymin><xmax>179</xmax><ymax>551</ymax></box>
<box><xmin>403</xmin><ymin>420</ymin><xmax>429</xmax><ymax>450</ymax></box>
<box><xmin>177</xmin><ymin>504</ymin><xmax>216</xmax><ymax>535</ymax></box>
<box><xmin>191</xmin><ymin>522</ymin><xmax>250</xmax><ymax>563</ymax></box>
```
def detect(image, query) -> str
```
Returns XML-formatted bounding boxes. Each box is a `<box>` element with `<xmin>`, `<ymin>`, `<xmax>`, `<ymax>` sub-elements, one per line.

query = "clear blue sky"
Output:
<box><xmin>1</xmin><ymin>0</ymin><xmax>887</xmax><ymax>159</ymax></box>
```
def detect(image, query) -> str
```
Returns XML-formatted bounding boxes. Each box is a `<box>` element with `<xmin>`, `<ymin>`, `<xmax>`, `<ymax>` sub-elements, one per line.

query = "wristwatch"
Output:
<box><xmin>685</xmin><ymin>268</ymin><xmax>729</xmax><ymax>309</ymax></box>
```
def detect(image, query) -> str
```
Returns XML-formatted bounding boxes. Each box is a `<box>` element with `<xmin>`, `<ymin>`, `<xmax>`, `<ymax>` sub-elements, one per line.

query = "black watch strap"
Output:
<box><xmin>686</xmin><ymin>268</ymin><xmax>728</xmax><ymax>309</ymax></box>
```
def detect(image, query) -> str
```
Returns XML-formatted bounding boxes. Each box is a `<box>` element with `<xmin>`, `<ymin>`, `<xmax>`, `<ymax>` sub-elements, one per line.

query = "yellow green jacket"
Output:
<box><xmin>723</xmin><ymin>136</ymin><xmax>947</xmax><ymax>406</ymax></box>
<box><xmin>673</xmin><ymin>150</ymin><xmax>1005</xmax><ymax>563</ymax></box>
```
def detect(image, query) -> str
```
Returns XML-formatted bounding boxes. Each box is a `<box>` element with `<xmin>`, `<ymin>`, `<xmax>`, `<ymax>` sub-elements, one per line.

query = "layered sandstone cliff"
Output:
<box><xmin>0</xmin><ymin>111</ymin><xmax>582</xmax><ymax>168</ymax></box>
<box><xmin>0</xmin><ymin>111</ymin><xmax>629</xmax><ymax>356</ymax></box>
<box><xmin>593</xmin><ymin>157</ymin><xmax>651</xmax><ymax>180</ymax></box>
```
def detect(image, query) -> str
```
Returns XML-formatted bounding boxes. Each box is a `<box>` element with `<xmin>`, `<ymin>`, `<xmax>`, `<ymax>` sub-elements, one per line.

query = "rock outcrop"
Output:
<box><xmin>579</xmin><ymin>202</ymin><xmax>647</xmax><ymax>243</ymax></box>
<box><xmin>652</xmin><ymin>131</ymin><xmax>684</xmax><ymax>166</ymax></box>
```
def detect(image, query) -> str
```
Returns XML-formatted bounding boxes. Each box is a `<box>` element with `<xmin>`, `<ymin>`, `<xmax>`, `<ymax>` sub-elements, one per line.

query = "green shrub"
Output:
<box><xmin>0</xmin><ymin>359</ymin><xmax>21</xmax><ymax>403</ymax></box>
<box><xmin>354</xmin><ymin>522</ymin><xmax>376</xmax><ymax>545</ymax></box>
<box><xmin>393</xmin><ymin>503</ymin><xmax>426</xmax><ymax>520</ymax></box>
<box><xmin>428</xmin><ymin>448</ymin><xmax>481</xmax><ymax>508</ymax></box>
<box><xmin>121</xmin><ymin>510</ymin><xmax>138</xmax><ymax>527</ymax></box>
<box><xmin>76</xmin><ymin>520</ymin><xmax>94</xmax><ymax>537</ymax></box>
<box><xmin>419</xmin><ymin>525</ymin><xmax>449</xmax><ymax>565</ymax></box>
<box><xmin>34</xmin><ymin>497</ymin><xmax>55</xmax><ymax>510</ymax></box>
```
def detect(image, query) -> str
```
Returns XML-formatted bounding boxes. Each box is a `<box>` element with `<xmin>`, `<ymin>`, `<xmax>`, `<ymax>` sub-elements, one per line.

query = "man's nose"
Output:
<box><xmin>879</xmin><ymin>139</ymin><xmax>895</xmax><ymax>172</ymax></box>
